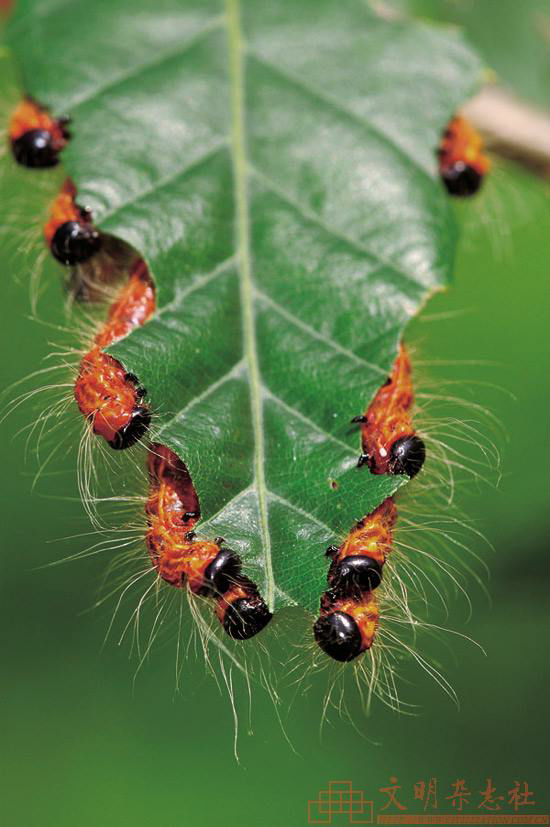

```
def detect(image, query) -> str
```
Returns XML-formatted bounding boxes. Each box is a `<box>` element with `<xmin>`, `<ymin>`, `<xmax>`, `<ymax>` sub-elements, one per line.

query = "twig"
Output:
<box><xmin>462</xmin><ymin>85</ymin><xmax>550</xmax><ymax>177</ymax></box>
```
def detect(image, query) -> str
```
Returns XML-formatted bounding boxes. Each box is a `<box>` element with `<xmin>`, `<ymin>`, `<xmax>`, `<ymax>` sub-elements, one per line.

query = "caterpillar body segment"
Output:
<box><xmin>74</xmin><ymin>258</ymin><xmax>155</xmax><ymax>448</ymax></box>
<box><xmin>146</xmin><ymin>444</ymin><xmax>272</xmax><ymax>640</ymax></box>
<box><xmin>314</xmin><ymin>592</ymin><xmax>379</xmax><ymax>663</ymax></box>
<box><xmin>355</xmin><ymin>343</ymin><xmax>426</xmax><ymax>479</ymax></box>
<box><xmin>146</xmin><ymin>443</ymin><xmax>199</xmax><ymax>524</ymax></box>
<box><xmin>9</xmin><ymin>99</ymin><xmax>68</xmax><ymax>168</ymax></box>
<box><xmin>216</xmin><ymin>576</ymin><xmax>273</xmax><ymax>641</ymax></box>
<box><xmin>327</xmin><ymin>499</ymin><xmax>397</xmax><ymax>598</ymax></box>
<box><xmin>314</xmin><ymin>499</ymin><xmax>396</xmax><ymax>662</ymax></box>
<box><xmin>44</xmin><ymin>180</ymin><xmax>101</xmax><ymax>266</ymax></box>
<box><xmin>94</xmin><ymin>259</ymin><xmax>155</xmax><ymax>346</ymax></box>
<box><xmin>439</xmin><ymin>116</ymin><xmax>490</xmax><ymax>197</ymax></box>
<box><xmin>316</xmin><ymin>343</ymin><xmax>423</xmax><ymax>664</ymax></box>
<box><xmin>75</xmin><ymin>351</ymin><xmax>150</xmax><ymax>449</ymax></box>
<box><xmin>147</xmin><ymin>507</ymin><xmax>225</xmax><ymax>592</ymax></box>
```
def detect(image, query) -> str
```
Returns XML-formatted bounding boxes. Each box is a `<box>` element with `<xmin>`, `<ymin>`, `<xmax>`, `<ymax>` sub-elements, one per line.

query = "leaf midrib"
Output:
<box><xmin>226</xmin><ymin>0</ymin><xmax>274</xmax><ymax>610</ymax></box>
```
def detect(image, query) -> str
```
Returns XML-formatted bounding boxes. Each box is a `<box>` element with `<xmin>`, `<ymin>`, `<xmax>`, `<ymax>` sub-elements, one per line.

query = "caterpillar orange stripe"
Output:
<box><xmin>44</xmin><ymin>179</ymin><xmax>101</xmax><ymax>266</ymax></box>
<box><xmin>439</xmin><ymin>115</ymin><xmax>490</xmax><ymax>197</ymax></box>
<box><xmin>354</xmin><ymin>342</ymin><xmax>425</xmax><ymax>479</ymax></box>
<box><xmin>9</xmin><ymin>98</ymin><xmax>68</xmax><ymax>168</ymax></box>
<box><xmin>146</xmin><ymin>443</ymin><xmax>272</xmax><ymax>640</ymax></box>
<box><xmin>74</xmin><ymin>258</ymin><xmax>155</xmax><ymax>449</ymax></box>
<box><xmin>314</xmin><ymin>499</ymin><xmax>397</xmax><ymax>662</ymax></box>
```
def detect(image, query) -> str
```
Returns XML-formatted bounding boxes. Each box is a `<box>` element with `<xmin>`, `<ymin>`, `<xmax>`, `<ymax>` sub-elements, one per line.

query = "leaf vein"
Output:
<box><xmin>64</xmin><ymin>15</ymin><xmax>225</xmax><ymax>112</ymax></box>
<box><xmin>248</xmin><ymin>164</ymin><xmax>426</xmax><ymax>293</ymax></box>
<box><xmin>156</xmin><ymin>255</ymin><xmax>237</xmax><ymax>318</ymax></box>
<box><xmin>155</xmin><ymin>358</ymin><xmax>246</xmax><ymax>438</ymax></box>
<box><xmin>263</xmin><ymin>390</ymin><xmax>357</xmax><ymax>456</ymax></box>
<box><xmin>247</xmin><ymin>49</ymin><xmax>433</xmax><ymax>181</ymax></box>
<box><xmin>98</xmin><ymin>140</ymin><xmax>229</xmax><ymax>228</ymax></box>
<box><xmin>254</xmin><ymin>287</ymin><xmax>388</xmax><ymax>377</ymax></box>
<box><xmin>267</xmin><ymin>491</ymin><xmax>335</xmax><ymax>536</ymax></box>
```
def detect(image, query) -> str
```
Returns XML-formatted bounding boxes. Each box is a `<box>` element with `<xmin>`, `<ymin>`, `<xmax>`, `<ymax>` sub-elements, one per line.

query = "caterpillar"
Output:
<box><xmin>43</xmin><ymin>179</ymin><xmax>101</xmax><ymax>266</ymax></box>
<box><xmin>43</xmin><ymin>181</ymin><xmax>136</xmax><ymax>304</ymax></box>
<box><xmin>146</xmin><ymin>443</ymin><xmax>272</xmax><ymax>640</ymax></box>
<box><xmin>314</xmin><ymin>499</ymin><xmax>397</xmax><ymax>662</ymax></box>
<box><xmin>73</xmin><ymin>258</ymin><xmax>155</xmax><ymax>449</ymax></box>
<box><xmin>439</xmin><ymin>115</ymin><xmax>491</xmax><ymax>197</ymax></box>
<box><xmin>9</xmin><ymin>98</ymin><xmax>68</xmax><ymax>168</ymax></box>
<box><xmin>354</xmin><ymin>342</ymin><xmax>426</xmax><ymax>479</ymax></box>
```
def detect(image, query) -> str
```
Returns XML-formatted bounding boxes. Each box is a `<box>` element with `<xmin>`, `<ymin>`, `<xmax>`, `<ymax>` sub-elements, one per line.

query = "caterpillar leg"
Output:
<box><xmin>439</xmin><ymin>116</ymin><xmax>490</xmax><ymax>197</ymax></box>
<box><xmin>355</xmin><ymin>343</ymin><xmax>425</xmax><ymax>478</ymax></box>
<box><xmin>9</xmin><ymin>99</ymin><xmax>68</xmax><ymax>168</ymax></box>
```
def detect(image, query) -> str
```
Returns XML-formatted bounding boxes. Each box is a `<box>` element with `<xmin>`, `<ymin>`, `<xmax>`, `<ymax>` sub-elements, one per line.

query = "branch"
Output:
<box><xmin>462</xmin><ymin>85</ymin><xmax>550</xmax><ymax>177</ymax></box>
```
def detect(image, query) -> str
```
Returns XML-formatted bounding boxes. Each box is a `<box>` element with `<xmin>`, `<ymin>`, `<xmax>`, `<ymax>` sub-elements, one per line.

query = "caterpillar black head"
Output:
<box><xmin>109</xmin><ymin>406</ymin><xmax>151</xmax><ymax>450</ymax></box>
<box><xmin>222</xmin><ymin>589</ymin><xmax>272</xmax><ymax>641</ymax></box>
<box><xmin>388</xmin><ymin>435</ymin><xmax>425</xmax><ymax>478</ymax></box>
<box><xmin>11</xmin><ymin>128</ymin><xmax>60</xmax><ymax>168</ymax></box>
<box><xmin>200</xmin><ymin>549</ymin><xmax>242</xmax><ymax>598</ymax></box>
<box><xmin>441</xmin><ymin>161</ymin><xmax>483</xmax><ymax>197</ymax></box>
<box><xmin>51</xmin><ymin>220</ymin><xmax>101</xmax><ymax>266</ymax></box>
<box><xmin>328</xmin><ymin>555</ymin><xmax>382</xmax><ymax>597</ymax></box>
<box><xmin>313</xmin><ymin>610</ymin><xmax>363</xmax><ymax>662</ymax></box>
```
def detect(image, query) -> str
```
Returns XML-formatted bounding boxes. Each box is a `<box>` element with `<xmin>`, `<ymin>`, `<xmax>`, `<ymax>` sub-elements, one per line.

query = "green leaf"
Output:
<box><xmin>7</xmin><ymin>0</ymin><xmax>482</xmax><ymax>613</ymax></box>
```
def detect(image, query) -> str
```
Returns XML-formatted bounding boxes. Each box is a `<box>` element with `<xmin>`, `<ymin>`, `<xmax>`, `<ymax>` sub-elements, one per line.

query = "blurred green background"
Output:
<box><xmin>1</xmin><ymin>5</ymin><xmax>550</xmax><ymax>825</ymax></box>
<box><xmin>404</xmin><ymin>0</ymin><xmax>550</xmax><ymax>108</ymax></box>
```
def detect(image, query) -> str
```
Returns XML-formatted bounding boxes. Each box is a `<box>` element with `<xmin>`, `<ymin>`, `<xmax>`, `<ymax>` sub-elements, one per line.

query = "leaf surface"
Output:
<box><xmin>7</xmin><ymin>0</ymin><xmax>482</xmax><ymax>612</ymax></box>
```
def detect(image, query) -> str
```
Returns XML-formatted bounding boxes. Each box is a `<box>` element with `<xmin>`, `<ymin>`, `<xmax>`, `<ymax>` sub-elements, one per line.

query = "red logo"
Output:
<box><xmin>308</xmin><ymin>781</ymin><xmax>374</xmax><ymax>824</ymax></box>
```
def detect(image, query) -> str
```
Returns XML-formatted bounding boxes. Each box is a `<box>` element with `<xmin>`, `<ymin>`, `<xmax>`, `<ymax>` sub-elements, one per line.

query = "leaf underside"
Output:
<box><xmin>7</xmin><ymin>0</ymin><xmax>482</xmax><ymax>613</ymax></box>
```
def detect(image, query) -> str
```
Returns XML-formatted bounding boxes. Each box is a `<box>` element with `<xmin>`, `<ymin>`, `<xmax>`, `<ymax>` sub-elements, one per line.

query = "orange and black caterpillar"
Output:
<box><xmin>439</xmin><ymin>115</ymin><xmax>490</xmax><ymax>197</ymax></box>
<box><xmin>9</xmin><ymin>98</ymin><xmax>68</xmax><ymax>168</ymax></box>
<box><xmin>314</xmin><ymin>499</ymin><xmax>396</xmax><ymax>662</ymax></box>
<box><xmin>74</xmin><ymin>258</ymin><xmax>155</xmax><ymax>449</ymax></box>
<box><xmin>314</xmin><ymin>341</ymin><xmax>421</xmax><ymax>662</ymax></box>
<box><xmin>146</xmin><ymin>443</ymin><xmax>272</xmax><ymax>640</ymax></box>
<box><xmin>354</xmin><ymin>342</ymin><xmax>425</xmax><ymax>479</ymax></box>
<box><xmin>43</xmin><ymin>179</ymin><xmax>101</xmax><ymax>266</ymax></box>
